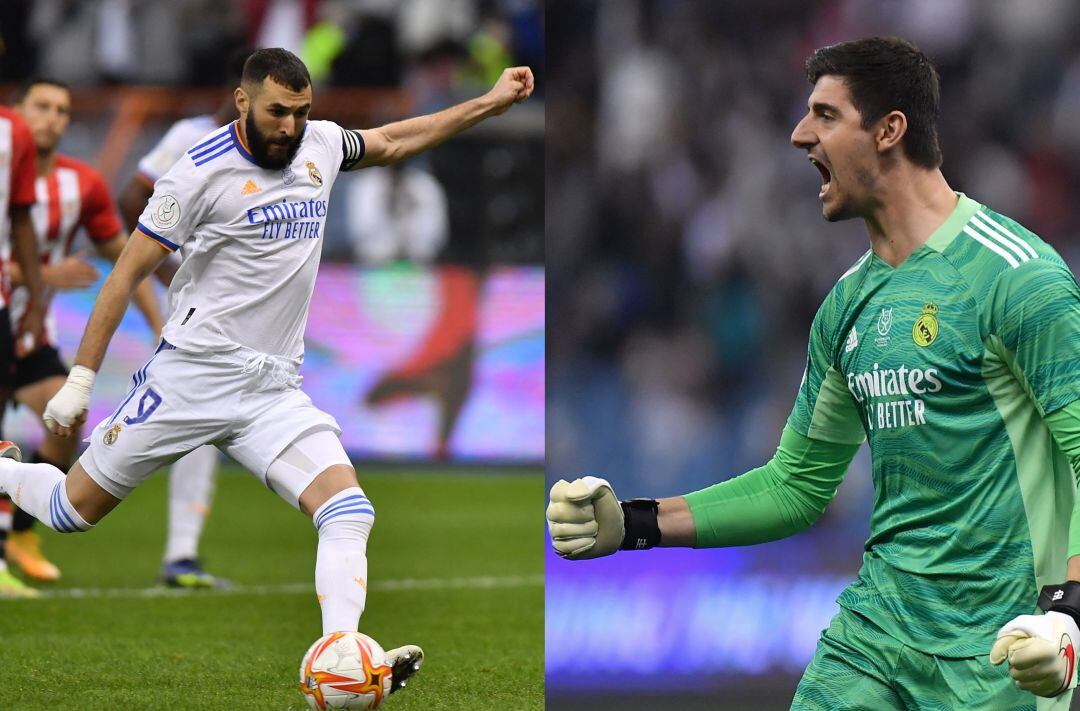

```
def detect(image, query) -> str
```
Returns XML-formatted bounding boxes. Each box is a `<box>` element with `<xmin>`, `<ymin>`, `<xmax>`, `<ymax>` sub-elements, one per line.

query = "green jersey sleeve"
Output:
<box><xmin>988</xmin><ymin>259</ymin><xmax>1080</xmax><ymax>416</ymax></box>
<box><xmin>787</xmin><ymin>294</ymin><xmax>866</xmax><ymax>445</ymax></box>
<box><xmin>686</xmin><ymin>427</ymin><xmax>858</xmax><ymax>547</ymax></box>
<box><xmin>1044</xmin><ymin>401</ymin><xmax>1080</xmax><ymax>558</ymax></box>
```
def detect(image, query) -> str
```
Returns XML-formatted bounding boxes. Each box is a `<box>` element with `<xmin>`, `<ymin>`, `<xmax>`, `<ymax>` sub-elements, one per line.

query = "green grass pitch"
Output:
<box><xmin>0</xmin><ymin>466</ymin><xmax>544</xmax><ymax>710</ymax></box>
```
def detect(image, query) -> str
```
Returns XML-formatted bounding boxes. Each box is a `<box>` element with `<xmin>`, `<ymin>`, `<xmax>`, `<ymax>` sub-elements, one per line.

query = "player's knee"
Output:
<box><xmin>312</xmin><ymin>486</ymin><xmax>375</xmax><ymax>540</ymax></box>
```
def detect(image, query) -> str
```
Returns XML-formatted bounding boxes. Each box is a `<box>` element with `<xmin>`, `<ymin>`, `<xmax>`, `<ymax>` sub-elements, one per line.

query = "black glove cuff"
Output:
<box><xmin>620</xmin><ymin>499</ymin><xmax>661</xmax><ymax>551</ymax></box>
<box><xmin>1039</xmin><ymin>581</ymin><xmax>1080</xmax><ymax>629</ymax></box>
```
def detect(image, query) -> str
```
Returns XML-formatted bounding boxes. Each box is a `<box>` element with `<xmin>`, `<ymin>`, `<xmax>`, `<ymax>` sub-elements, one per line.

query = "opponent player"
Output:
<box><xmin>115</xmin><ymin>67</ymin><xmax>242</xmax><ymax>589</ymax></box>
<box><xmin>0</xmin><ymin>48</ymin><xmax>532</xmax><ymax>694</ymax></box>
<box><xmin>547</xmin><ymin>37</ymin><xmax>1080</xmax><ymax>710</ymax></box>
<box><xmin>0</xmin><ymin>101</ymin><xmax>47</xmax><ymax>598</ymax></box>
<box><xmin>2</xmin><ymin>77</ymin><xmax>164</xmax><ymax>585</ymax></box>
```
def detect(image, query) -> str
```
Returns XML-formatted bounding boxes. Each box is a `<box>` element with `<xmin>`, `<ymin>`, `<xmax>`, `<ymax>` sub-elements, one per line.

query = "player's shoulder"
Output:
<box><xmin>179</xmin><ymin>122</ymin><xmax>243</xmax><ymax>174</ymax></box>
<box><xmin>940</xmin><ymin>197</ymin><xmax>1071</xmax><ymax>295</ymax></box>
<box><xmin>0</xmin><ymin>106</ymin><xmax>32</xmax><ymax>139</ymax></box>
<box><xmin>815</xmin><ymin>249</ymin><xmax>872</xmax><ymax>324</ymax></box>
<box><xmin>54</xmin><ymin>153</ymin><xmax>101</xmax><ymax>180</ymax></box>
<box><xmin>302</xmin><ymin>119</ymin><xmax>345</xmax><ymax>153</ymax></box>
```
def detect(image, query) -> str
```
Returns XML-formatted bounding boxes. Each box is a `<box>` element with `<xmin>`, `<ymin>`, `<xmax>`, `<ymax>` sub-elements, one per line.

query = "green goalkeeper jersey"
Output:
<box><xmin>788</xmin><ymin>193</ymin><xmax>1080</xmax><ymax>657</ymax></box>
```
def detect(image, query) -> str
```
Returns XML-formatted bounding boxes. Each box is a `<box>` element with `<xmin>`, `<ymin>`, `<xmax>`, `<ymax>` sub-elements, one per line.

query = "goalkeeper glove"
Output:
<box><xmin>546</xmin><ymin>477</ymin><xmax>661</xmax><ymax>559</ymax></box>
<box><xmin>43</xmin><ymin>365</ymin><xmax>94</xmax><ymax>436</ymax></box>
<box><xmin>990</xmin><ymin>582</ymin><xmax>1080</xmax><ymax>697</ymax></box>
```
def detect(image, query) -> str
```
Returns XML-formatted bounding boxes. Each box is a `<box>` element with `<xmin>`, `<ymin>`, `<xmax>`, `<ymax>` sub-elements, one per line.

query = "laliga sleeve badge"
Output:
<box><xmin>103</xmin><ymin>424</ymin><xmax>122</xmax><ymax>446</ymax></box>
<box><xmin>306</xmin><ymin>161</ymin><xmax>323</xmax><ymax>186</ymax></box>
<box><xmin>151</xmin><ymin>195</ymin><xmax>181</xmax><ymax>230</ymax></box>
<box><xmin>913</xmin><ymin>302</ymin><xmax>939</xmax><ymax>347</ymax></box>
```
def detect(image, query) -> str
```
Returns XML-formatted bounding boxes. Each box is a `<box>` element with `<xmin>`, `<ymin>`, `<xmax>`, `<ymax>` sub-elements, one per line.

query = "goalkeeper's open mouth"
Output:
<box><xmin>809</xmin><ymin>155</ymin><xmax>831</xmax><ymax>199</ymax></box>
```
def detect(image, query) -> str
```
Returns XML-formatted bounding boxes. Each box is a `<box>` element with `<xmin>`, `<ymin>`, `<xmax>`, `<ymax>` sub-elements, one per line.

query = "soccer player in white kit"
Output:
<box><xmin>0</xmin><ymin>48</ymin><xmax>534</xmax><ymax>693</ymax></box>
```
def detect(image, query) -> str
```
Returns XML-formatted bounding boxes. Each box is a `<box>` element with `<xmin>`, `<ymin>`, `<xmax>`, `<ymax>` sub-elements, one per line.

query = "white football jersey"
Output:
<box><xmin>136</xmin><ymin>114</ymin><xmax>220</xmax><ymax>184</ymax></box>
<box><xmin>135</xmin><ymin>119</ymin><xmax>365</xmax><ymax>358</ymax></box>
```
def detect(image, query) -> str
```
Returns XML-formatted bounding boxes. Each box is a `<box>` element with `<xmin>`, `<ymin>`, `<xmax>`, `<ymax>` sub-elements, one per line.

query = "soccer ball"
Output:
<box><xmin>299</xmin><ymin>631</ymin><xmax>393</xmax><ymax>710</ymax></box>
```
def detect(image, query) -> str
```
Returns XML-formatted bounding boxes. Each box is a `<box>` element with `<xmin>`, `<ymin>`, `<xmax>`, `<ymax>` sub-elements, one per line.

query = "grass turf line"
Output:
<box><xmin>0</xmin><ymin>466</ymin><xmax>543</xmax><ymax>710</ymax></box>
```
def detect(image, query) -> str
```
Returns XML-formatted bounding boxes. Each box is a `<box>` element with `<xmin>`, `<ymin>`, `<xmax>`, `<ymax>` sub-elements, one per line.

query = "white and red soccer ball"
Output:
<box><xmin>299</xmin><ymin>632</ymin><xmax>393</xmax><ymax>710</ymax></box>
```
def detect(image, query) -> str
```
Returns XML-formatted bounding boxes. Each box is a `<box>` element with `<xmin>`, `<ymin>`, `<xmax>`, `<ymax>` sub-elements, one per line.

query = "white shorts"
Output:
<box><xmin>80</xmin><ymin>341</ymin><xmax>344</xmax><ymax>502</ymax></box>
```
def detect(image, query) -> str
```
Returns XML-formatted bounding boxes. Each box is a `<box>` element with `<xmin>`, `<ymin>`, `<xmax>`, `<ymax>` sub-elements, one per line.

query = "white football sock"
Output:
<box><xmin>164</xmin><ymin>445</ymin><xmax>218</xmax><ymax>563</ymax></box>
<box><xmin>312</xmin><ymin>487</ymin><xmax>374</xmax><ymax>634</ymax></box>
<box><xmin>0</xmin><ymin>459</ymin><xmax>91</xmax><ymax>533</ymax></box>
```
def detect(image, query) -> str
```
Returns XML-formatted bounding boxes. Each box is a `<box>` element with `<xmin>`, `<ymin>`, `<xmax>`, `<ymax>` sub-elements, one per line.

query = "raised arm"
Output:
<box><xmin>350</xmin><ymin>67</ymin><xmax>534</xmax><ymax>170</ymax></box>
<box><xmin>547</xmin><ymin>428</ymin><xmax>858</xmax><ymax>558</ymax></box>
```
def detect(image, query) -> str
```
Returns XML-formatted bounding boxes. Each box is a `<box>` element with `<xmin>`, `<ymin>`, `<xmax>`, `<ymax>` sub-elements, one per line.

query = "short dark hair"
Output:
<box><xmin>13</xmin><ymin>76</ymin><xmax>70</xmax><ymax>104</ymax></box>
<box><xmin>805</xmin><ymin>37</ymin><xmax>943</xmax><ymax>169</ymax></box>
<box><xmin>241</xmin><ymin>48</ymin><xmax>311</xmax><ymax>93</ymax></box>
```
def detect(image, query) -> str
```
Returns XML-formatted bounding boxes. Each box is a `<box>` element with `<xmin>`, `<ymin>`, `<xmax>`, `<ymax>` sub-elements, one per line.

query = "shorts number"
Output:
<box><xmin>123</xmin><ymin>388</ymin><xmax>162</xmax><ymax>425</ymax></box>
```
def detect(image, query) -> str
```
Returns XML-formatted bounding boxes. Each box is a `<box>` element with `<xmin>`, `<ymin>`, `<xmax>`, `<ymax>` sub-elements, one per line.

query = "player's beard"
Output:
<box><xmin>245</xmin><ymin>112</ymin><xmax>302</xmax><ymax>170</ymax></box>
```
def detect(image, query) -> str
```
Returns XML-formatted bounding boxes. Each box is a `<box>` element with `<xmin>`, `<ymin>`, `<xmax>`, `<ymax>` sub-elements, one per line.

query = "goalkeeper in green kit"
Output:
<box><xmin>547</xmin><ymin>36</ymin><xmax>1080</xmax><ymax>710</ymax></box>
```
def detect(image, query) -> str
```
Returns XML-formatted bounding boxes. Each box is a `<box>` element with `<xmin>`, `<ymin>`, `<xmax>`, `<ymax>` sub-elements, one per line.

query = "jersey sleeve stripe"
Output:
<box><xmin>968</xmin><ymin>217</ymin><xmax>1032</xmax><ymax>265</ymax></box>
<box><xmin>962</xmin><ymin>225</ymin><xmax>1019</xmax><ymax>268</ymax></box>
<box><xmin>186</xmin><ymin>128</ymin><xmax>232</xmax><ymax>156</ymax></box>
<box><xmin>192</xmin><ymin>140</ymin><xmax>235</xmax><ymax>166</ymax></box>
<box><xmin>972</xmin><ymin>212</ymin><xmax>1039</xmax><ymax>260</ymax></box>
<box><xmin>839</xmin><ymin>249</ymin><xmax>872</xmax><ymax>281</ymax></box>
<box><xmin>136</xmin><ymin>222</ymin><xmax>178</xmax><ymax>252</ymax></box>
<box><xmin>188</xmin><ymin>133</ymin><xmax>232</xmax><ymax>160</ymax></box>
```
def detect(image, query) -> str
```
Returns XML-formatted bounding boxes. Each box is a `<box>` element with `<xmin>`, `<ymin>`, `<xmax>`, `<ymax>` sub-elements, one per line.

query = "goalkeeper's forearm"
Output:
<box><xmin>683</xmin><ymin>427</ymin><xmax>858</xmax><ymax>548</ymax></box>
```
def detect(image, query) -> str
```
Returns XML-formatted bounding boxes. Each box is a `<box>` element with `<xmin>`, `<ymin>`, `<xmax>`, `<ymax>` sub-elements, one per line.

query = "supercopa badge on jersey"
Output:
<box><xmin>151</xmin><ymin>195</ymin><xmax>181</xmax><ymax>229</ymax></box>
<box><xmin>103</xmin><ymin>424</ymin><xmax>122</xmax><ymax>445</ymax></box>
<box><xmin>306</xmin><ymin>161</ymin><xmax>323</xmax><ymax>186</ymax></box>
<box><xmin>913</xmin><ymin>302</ymin><xmax>939</xmax><ymax>347</ymax></box>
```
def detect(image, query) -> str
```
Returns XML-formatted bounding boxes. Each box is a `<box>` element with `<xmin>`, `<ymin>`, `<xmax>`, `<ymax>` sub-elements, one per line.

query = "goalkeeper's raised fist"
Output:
<box><xmin>546</xmin><ymin>477</ymin><xmax>625</xmax><ymax>560</ymax></box>
<box><xmin>990</xmin><ymin>611</ymin><xmax>1079</xmax><ymax>697</ymax></box>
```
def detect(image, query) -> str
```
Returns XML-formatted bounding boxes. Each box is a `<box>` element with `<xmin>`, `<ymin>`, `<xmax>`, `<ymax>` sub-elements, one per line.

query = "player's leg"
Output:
<box><xmin>0</xmin><ymin>306</ymin><xmax>36</xmax><ymax>597</ymax></box>
<box><xmin>161</xmin><ymin>445</ymin><xmax>227</xmax><ymax>588</ymax></box>
<box><xmin>791</xmin><ymin>608</ymin><xmax>905</xmax><ymax>710</ymax></box>
<box><xmin>893</xmin><ymin>645</ymin><xmax>1048</xmax><ymax>711</ymax></box>
<box><xmin>0</xmin><ymin>447</ymin><xmax>117</xmax><ymax>533</ymax></box>
<box><xmin>8</xmin><ymin>370</ymin><xmax>78</xmax><ymax>581</ymax></box>
<box><xmin>261</xmin><ymin>430</ymin><xmax>373</xmax><ymax>633</ymax></box>
<box><xmin>226</xmin><ymin>416</ymin><xmax>422</xmax><ymax>693</ymax></box>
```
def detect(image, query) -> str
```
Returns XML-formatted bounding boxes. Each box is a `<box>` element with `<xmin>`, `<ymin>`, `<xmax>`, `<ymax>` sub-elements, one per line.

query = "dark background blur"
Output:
<box><xmin>546</xmin><ymin>0</ymin><xmax>1080</xmax><ymax>708</ymax></box>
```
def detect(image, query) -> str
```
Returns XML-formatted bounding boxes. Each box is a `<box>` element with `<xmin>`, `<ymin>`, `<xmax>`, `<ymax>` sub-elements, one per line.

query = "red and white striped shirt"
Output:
<box><xmin>0</xmin><ymin>106</ymin><xmax>37</xmax><ymax>309</ymax></box>
<box><xmin>9</xmin><ymin>154</ymin><xmax>121</xmax><ymax>343</ymax></box>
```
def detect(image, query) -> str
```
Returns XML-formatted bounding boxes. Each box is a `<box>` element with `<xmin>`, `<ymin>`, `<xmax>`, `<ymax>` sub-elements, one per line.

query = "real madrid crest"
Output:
<box><xmin>103</xmin><ymin>423</ymin><xmax>122</xmax><ymax>445</ymax></box>
<box><xmin>306</xmin><ymin>161</ymin><xmax>323</xmax><ymax>186</ymax></box>
<box><xmin>913</xmin><ymin>302</ymin><xmax>939</xmax><ymax>347</ymax></box>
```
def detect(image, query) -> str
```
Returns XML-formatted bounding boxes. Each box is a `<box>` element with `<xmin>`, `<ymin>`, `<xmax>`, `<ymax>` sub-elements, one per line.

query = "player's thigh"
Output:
<box><xmin>228</xmin><ymin>426</ymin><xmax>354</xmax><ymax>513</ymax></box>
<box><xmin>791</xmin><ymin>609</ymin><xmax>904</xmax><ymax>711</ymax></box>
<box><xmin>80</xmin><ymin>347</ymin><xmax>228</xmax><ymax>501</ymax></box>
<box><xmin>900</xmin><ymin>651</ymin><xmax>1046</xmax><ymax>711</ymax></box>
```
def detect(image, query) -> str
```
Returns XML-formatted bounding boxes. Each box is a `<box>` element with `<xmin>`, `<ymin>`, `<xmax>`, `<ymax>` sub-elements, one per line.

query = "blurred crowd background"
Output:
<box><xmin>547</xmin><ymin>0</ymin><xmax>1080</xmax><ymax>708</ymax></box>
<box><xmin>0</xmin><ymin>0</ymin><xmax>544</xmax><ymax>463</ymax></box>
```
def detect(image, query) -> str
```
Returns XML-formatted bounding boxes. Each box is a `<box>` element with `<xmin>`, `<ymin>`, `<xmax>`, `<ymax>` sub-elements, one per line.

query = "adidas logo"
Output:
<box><xmin>845</xmin><ymin>326</ymin><xmax>859</xmax><ymax>353</ymax></box>
<box><xmin>241</xmin><ymin>179</ymin><xmax>261</xmax><ymax>195</ymax></box>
